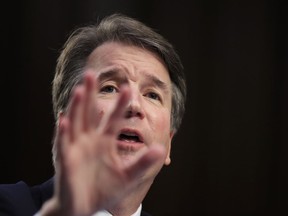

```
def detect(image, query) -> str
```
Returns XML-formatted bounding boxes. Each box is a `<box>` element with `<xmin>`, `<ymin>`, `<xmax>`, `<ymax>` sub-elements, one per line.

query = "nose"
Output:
<box><xmin>125</xmin><ymin>90</ymin><xmax>145</xmax><ymax>119</ymax></box>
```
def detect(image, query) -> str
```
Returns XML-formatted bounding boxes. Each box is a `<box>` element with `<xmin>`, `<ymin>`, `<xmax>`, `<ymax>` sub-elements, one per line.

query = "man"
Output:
<box><xmin>0</xmin><ymin>13</ymin><xmax>186</xmax><ymax>216</ymax></box>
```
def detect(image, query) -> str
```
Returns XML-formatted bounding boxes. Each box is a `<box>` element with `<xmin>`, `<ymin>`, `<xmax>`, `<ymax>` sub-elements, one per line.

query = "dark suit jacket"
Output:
<box><xmin>0</xmin><ymin>177</ymin><xmax>151</xmax><ymax>216</ymax></box>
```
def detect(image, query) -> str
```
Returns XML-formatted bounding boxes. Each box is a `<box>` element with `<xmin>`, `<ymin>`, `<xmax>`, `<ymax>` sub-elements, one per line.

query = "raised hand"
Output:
<box><xmin>39</xmin><ymin>70</ymin><xmax>165</xmax><ymax>216</ymax></box>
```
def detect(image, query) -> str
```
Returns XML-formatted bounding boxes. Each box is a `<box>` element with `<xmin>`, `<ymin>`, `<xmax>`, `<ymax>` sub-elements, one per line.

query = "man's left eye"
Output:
<box><xmin>146</xmin><ymin>92</ymin><xmax>161</xmax><ymax>101</ymax></box>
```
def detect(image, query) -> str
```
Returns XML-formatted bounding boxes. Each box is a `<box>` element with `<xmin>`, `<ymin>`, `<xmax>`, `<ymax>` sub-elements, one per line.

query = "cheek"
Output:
<box><xmin>150</xmin><ymin>109</ymin><xmax>171</xmax><ymax>141</ymax></box>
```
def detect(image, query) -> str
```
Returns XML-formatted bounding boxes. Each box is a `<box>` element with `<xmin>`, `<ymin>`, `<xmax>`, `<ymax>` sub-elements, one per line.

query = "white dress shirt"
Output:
<box><xmin>34</xmin><ymin>204</ymin><xmax>142</xmax><ymax>216</ymax></box>
<box><xmin>92</xmin><ymin>204</ymin><xmax>142</xmax><ymax>216</ymax></box>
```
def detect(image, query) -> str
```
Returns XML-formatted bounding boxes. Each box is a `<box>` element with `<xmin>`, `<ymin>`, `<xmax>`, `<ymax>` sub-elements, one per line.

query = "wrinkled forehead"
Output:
<box><xmin>86</xmin><ymin>41</ymin><xmax>172</xmax><ymax>86</ymax></box>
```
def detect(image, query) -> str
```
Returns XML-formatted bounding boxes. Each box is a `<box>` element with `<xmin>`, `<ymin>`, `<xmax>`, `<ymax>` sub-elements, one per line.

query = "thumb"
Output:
<box><xmin>124</xmin><ymin>145</ymin><xmax>166</xmax><ymax>180</ymax></box>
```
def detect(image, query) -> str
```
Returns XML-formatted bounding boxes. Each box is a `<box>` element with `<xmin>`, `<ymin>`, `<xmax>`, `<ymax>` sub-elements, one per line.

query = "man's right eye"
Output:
<box><xmin>100</xmin><ymin>85</ymin><xmax>118</xmax><ymax>93</ymax></box>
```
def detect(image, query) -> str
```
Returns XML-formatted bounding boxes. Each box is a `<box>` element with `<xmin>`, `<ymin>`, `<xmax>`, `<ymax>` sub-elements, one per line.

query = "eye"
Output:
<box><xmin>145</xmin><ymin>92</ymin><xmax>161</xmax><ymax>101</ymax></box>
<box><xmin>100</xmin><ymin>85</ymin><xmax>118</xmax><ymax>94</ymax></box>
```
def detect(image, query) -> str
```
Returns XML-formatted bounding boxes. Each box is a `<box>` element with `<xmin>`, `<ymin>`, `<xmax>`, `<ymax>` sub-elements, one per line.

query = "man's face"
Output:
<box><xmin>86</xmin><ymin>42</ymin><xmax>174</xmax><ymax>180</ymax></box>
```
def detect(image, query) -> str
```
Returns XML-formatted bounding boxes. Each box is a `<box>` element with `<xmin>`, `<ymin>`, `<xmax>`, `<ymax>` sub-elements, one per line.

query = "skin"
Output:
<box><xmin>40</xmin><ymin>42</ymin><xmax>174</xmax><ymax>216</ymax></box>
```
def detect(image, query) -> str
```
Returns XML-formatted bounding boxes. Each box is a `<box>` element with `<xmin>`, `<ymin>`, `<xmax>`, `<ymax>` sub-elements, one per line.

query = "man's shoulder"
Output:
<box><xmin>0</xmin><ymin>180</ymin><xmax>29</xmax><ymax>195</ymax></box>
<box><xmin>0</xmin><ymin>178</ymin><xmax>54</xmax><ymax>216</ymax></box>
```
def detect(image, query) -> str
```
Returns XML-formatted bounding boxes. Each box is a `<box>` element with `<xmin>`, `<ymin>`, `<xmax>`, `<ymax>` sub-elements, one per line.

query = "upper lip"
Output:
<box><xmin>117</xmin><ymin>128</ymin><xmax>144</xmax><ymax>143</ymax></box>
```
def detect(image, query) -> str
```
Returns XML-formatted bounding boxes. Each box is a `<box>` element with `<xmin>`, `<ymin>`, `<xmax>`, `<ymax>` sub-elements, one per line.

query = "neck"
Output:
<box><xmin>107</xmin><ymin>180</ymin><xmax>153</xmax><ymax>216</ymax></box>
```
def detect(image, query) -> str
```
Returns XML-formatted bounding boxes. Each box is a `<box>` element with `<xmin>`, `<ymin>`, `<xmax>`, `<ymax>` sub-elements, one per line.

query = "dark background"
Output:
<box><xmin>1</xmin><ymin>0</ymin><xmax>287</xmax><ymax>215</ymax></box>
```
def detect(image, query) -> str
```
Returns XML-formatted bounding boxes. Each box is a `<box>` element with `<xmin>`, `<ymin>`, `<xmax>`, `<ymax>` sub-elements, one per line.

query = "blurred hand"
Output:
<box><xmin>39</xmin><ymin>70</ymin><xmax>165</xmax><ymax>216</ymax></box>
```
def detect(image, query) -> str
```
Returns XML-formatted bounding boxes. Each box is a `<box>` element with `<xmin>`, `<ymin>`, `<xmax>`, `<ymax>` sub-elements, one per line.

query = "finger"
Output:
<box><xmin>67</xmin><ymin>85</ymin><xmax>85</xmax><ymax>141</ymax></box>
<box><xmin>124</xmin><ymin>145</ymin><xmax>166</xmax><ymax>180</ymax></box>
<box><xmin>54</xmin><ymin>115</ymin><xmax>70</xmax><ymax>192</ymax></box>
<box><xmin>102</xmin><ymin>85</ymin><xmax>131</xmax><ymax>136</ymax></box>
<box><xmin>82</xmin><ymin>71</ymin><xmax>98</xmax><ymax>130</ymax></box>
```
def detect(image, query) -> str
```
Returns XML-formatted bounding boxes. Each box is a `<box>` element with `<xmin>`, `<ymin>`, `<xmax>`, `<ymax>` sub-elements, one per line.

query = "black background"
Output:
<box><xmin>1</xmin><ymin>1</ymin><xmax>287</xmax><ymax>215</ymax></box>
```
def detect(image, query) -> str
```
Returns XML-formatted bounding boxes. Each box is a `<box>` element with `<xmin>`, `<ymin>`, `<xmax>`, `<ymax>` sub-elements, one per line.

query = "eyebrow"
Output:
<box><xmin>144</xmin><ymin>73</ymin><xmax>170</xmax><ymax>93</ymax></box>
<box><xmin>97</xmin><ymin>69</ymin><xmax>127</xmax><ymax>84</ymax></box>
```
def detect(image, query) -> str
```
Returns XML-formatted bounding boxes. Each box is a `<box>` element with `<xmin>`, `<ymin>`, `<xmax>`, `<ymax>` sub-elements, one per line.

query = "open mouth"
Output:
<box><xmin>117</xmin><ymin>130</ymin><xmax>143</xmax><ymax>143</ymax></box>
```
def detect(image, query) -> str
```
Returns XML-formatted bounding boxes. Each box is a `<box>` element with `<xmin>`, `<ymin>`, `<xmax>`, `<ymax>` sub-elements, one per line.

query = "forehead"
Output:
<box><xmin>86</xmin><ymin>42</ymin><xmax>171</xmax><ymax>84</ymax></box>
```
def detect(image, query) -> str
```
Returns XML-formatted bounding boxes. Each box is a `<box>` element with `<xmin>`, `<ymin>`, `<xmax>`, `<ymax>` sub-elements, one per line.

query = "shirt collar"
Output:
<box><xmin>92</xmin><ymin>204</ymin><xmax>142</xmax><ymax>216</ymax></box>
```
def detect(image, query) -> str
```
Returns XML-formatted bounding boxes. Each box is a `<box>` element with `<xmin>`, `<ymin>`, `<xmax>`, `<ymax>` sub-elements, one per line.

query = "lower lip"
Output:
<box><xmin>117</xmin><ymin>140</ymin><xmax>144</xmax><ymax>151</ymax></box>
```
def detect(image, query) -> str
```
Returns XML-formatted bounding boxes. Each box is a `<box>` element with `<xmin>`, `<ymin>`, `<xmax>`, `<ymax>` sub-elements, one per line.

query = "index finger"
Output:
<box><xmin>100</xmin><ymin>84</ymin><xmax>131</xmax><ymax>136</ymax></box>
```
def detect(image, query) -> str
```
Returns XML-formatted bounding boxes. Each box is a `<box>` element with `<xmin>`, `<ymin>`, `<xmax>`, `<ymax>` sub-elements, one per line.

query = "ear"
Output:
<box><xmin>164</xmin><ymin>130</ymin><xmax>175</xmax><ymax>166</ymax></box>
<box><xmin>57</xmin><ymin>111</ymin><xmax>64</xmax><ymax>126</ymax></box>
